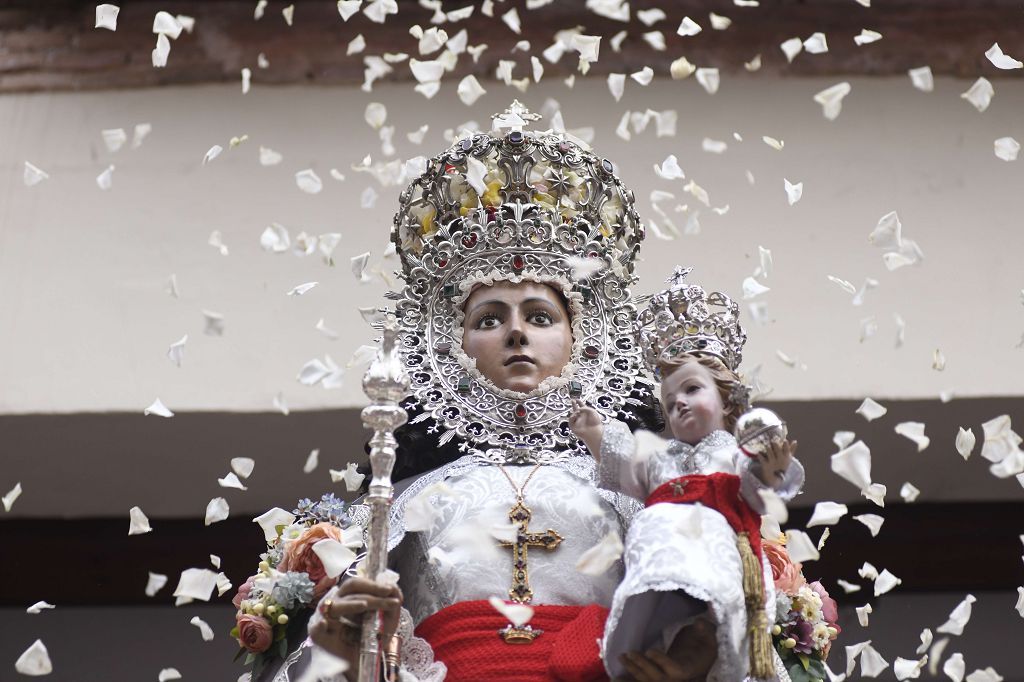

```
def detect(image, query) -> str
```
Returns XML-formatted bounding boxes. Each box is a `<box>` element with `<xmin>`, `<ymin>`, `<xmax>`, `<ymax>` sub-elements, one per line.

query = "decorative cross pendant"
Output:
<box><xmin>498</xmin><ymin>498</ymin><xmax>563</xmax><ymax>604</ymax></box>
<box><xmin>670</xmin><ymin>479</ymin><xmax>689</xmax><ymax>496</ymax></box>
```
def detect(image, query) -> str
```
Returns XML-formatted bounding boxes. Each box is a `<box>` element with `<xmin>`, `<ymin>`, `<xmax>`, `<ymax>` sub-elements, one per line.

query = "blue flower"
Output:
<box><xmin>272</xmin><ymin>571</ymin><xmax>316</xmax><ymax>609</ymax></box>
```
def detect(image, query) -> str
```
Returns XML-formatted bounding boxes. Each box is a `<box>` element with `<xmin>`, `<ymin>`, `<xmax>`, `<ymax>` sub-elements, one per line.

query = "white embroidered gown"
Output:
<box><xmin>596</xmin><ymin>421</ymin><xmax>804</xmax><ymax>682</ymax></box>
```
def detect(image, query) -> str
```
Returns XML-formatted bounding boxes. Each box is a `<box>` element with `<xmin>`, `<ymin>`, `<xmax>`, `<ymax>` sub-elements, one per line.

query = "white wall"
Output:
<box><xmin>2</xmin><ymin>75</ymin><xmax>1023</xmax><ymax>414</ymax></box>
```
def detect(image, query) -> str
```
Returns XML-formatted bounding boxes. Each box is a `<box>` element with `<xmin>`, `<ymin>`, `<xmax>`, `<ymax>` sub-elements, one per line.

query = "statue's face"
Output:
<box><xmin>461</xmin><ymin>281</ymin><xmax>573</xmax><ymax>393</ymax></box>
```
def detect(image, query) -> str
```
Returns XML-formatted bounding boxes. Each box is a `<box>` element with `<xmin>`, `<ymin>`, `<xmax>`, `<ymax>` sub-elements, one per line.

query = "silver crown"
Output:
<box><xmin>381</xmin><ymin>102</ymin><xmax>650</xmax><ymax>455</ymax></box>
<box><xmin>636</xmin><ymin>267</ymin><xmax>747</xmax><ymax>374</ymax></box>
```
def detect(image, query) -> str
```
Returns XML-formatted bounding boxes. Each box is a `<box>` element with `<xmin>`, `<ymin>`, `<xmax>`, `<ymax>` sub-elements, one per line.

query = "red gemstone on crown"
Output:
<box><xmin>462</xmin><ymin>234</ymin><xmax>478</xmax><ymax>248</ymax></box>
<box><xmin>514</xmin><ymin>404</ymin><xmax>527</xmax><ymax>420</ymax></box>
<box><xmin>512</xmin><ymin>255</ymin><xmax>525</xmax><ymax>271</ymax></box>
<box><xmin>437</xmin><ymin>258</ymin><xmax>448</xmax><ymax>268</ymax></box>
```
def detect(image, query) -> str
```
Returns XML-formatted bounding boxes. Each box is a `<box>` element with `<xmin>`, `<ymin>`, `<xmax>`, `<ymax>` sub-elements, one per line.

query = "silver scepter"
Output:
<box><xmin>357</xmin><ymin>316</ymin><xmax>409</xmax><ymax>682</ymax></box>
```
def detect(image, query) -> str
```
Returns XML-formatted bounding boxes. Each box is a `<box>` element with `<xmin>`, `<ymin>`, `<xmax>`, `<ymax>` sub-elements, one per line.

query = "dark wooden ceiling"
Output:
<box><xmin>0</xmin><ymin>0</ymin><xmax>1022</xmax><ymax>92</ymax></box>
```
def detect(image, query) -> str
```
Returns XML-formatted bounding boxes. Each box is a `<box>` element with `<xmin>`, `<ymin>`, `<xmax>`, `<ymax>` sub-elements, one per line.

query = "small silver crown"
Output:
<box><xmin>636</xmin><ymin>267</ymin><xmax>747</xmax><ymax>374</ymax></box>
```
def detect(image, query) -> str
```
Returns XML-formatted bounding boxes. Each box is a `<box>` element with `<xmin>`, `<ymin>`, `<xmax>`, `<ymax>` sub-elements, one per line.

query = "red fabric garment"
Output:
<box><xmin>644</xmin><ymin>472</ymin><xmax>763</xmax><ymax>558</ymax></box>
<box><xmin>414</xmin><ymin>600</ymin><xmax>610</xmax><ymax>681</ymax></box>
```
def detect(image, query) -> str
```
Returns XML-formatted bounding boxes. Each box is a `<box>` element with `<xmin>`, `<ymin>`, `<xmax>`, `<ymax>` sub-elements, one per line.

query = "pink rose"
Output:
<box><xmin>279</xmin><ymin>522</ymin><xmax>343</xmax><ymax>599</ymax></box>
<box><xmin>232</xmin><ymin>575</ymin><xmax>257</xmax><ymax>610</ymax></box>
<box><xmin>236</xmin><ymin>614</ymin><xmax>273</xmax><ymax>654</ymax></box>
<box><xmin>810</xmin><ymin>581</ymin><xmax>840</xmax><ymax>627</ymax></box>
<box><xmin>764</xmin><ymin>542</ymin><xmax>806</xmax><ymax>594</ymax></box>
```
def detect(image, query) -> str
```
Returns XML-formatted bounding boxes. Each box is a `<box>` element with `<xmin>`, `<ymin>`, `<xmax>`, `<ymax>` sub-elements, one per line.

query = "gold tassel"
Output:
<box><xmin>737</xmin><ymin>532</ymin><xmax>774</xmax><ymax>679</ymax></box>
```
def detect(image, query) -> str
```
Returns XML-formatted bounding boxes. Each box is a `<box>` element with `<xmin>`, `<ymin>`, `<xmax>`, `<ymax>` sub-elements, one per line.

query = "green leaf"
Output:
<box><xmin>806</xmin><ymin>657</ymin><xmax>827</xmax><ymax>681</ymax></box>
<box><xmin>797</xmin><ymin>652</ymin><xmax>811</xmax><ymax>671</ymax></box>
<box><xmin>232</xmin><ymin>647</ymin><xmax>246</xmax><ymax>663</ymax></box>
<box><xmin>277</xmin><ymin>638</ymin><xmax>288</xmax><ymax>660</ymax></box>
<box><xmin>244</xmin><ymin>653</ymin><xmax>255</xmax><ymax>666</ymax></box>
<box><xmin>229</xmin><ymin>626</ymin><xmax>240</xmax><ymax>639</ymax></box>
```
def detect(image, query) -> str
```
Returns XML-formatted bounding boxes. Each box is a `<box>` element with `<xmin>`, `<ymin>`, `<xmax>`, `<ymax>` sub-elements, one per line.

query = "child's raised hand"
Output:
<box><xmin>569</xmin><ymin>400</ymin><xmax>604</xmax><ymax>458</ymax></box>
<box><xmin>756</xmin><ymin>438</ymin><xmax>798</xmax><ymax>488</ymax></box>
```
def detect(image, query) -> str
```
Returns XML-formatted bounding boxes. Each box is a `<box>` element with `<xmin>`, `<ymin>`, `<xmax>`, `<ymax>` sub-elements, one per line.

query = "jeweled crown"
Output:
<box><xmin>390</xmin><ymin>100</ymin><xmax>645</xmax><ymax>285</ymax></box>
<box><xmin>636</xmin><ymin>267</ymin><xmax>747</xmax><ymax>374</ymax></box>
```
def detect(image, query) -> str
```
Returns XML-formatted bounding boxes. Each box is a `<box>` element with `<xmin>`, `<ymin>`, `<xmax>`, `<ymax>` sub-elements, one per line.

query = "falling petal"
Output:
<box><xmin>854</xmin><ymin>29</ymin><xmax>882</xmax><ymax>45</ymax></box>
<box><xmin>144</xmin><ymin>398</ymin><xmax>174</xmax><ymax>418</ymax></box>
<box><xmin>784</xmin><ymin>178</ymin><xmax>803</xmax><ymax>205</ymax></box>
<box><xmin>961</xmin><ymin>78</ymin><xmax>994</xmax><ymax>112</ymax></box>
<box><xmin>856</xmin><ymin>398</ymin><xmax>887</xmax><ymax>421</ymax></box>
<box><xmin>172</xmin><ymin>568</ymin><xmax>220</xmax><ymax>601</ymax></box>
<box><xmin>2</xmin><ymin>482</ymin><xmax>22</xmax><ymax>512</ymax></box>
<box><xmin>853</xmin><ymin>514</ymin><xmax>885</xmax><ymax>537</ymax></box>
<box><xmin>874</xmin><ymin>568</ymin><xmax>902</xmax><ymax>596</ymax></box>
<box><xmin>190</xmin><ymin>616</ymin><xmax>215</xmax><ymax>641</ymax></box>
<box><xmin>985</xmin><ymin>42</ymin><xmax>1023</xmax><ymax>69</ymax></box>
<box><xmin>129</xmin><ymin>506</ymin><xmax>152</xmax><ymax>535</ymax></box>
<box><xmin>814</xmin><ymin>82</ymin><xmax>851</xmax><ymax>120</ymax></box>
<box><xmin>807</xmin><ymin>501</ymin><xmax>848</xmax><ymax>527</ymax></box>
<box><xmin>909</xmin><ymin>66</ymin><xmax>934</xmax><ymax>92</ymax></box>
<box><xmin>831</xmin><ymin>440</ymin><xmax>872</xmax><ymax>490</ymax></box>
<box><xmin>313</xmin><ymin>538</ymin><xmax>357</xmax><ymax>578</ymax></box>
<box><xmin>95</xmin><ymin>4</ymin><xmax>119</xmax><ymax>30</ymax></box>
<box><xmin>900</xmin><ymin>482</ymin><xmax>921</xmax><ymax>502</ymax></box>
<box><xmin>785</xmin><ymin>529</ymin><xmax>820</xmax><ymax>563</ymax></box>
<box><xmin>488</xmin><ymin>596</ymin><xmax>534</xmax><ymax>626</ymax></box>
<box><xmin>676</xmin><ymin>16</ymin><xmax>702</xmax><ymax>36</ymax></box>
<box><xmin>895</xmin><ymin>422</ymin><xmax>930</xmax><ymax>451</ymax></box>
<box><xmin>457</xmin><ymin>75</ymin><xmax>487</xmax><ymax>105</ymax></box>
<box><xmin>205</xmin><ymin>497</ymin><xmax>229</xmax><ymax>526</ymax></box>
<box><xmin>296</xmin><ymin>169</ymin><xmax>323</xmax><ymax>194</ymax></box>
<box><xmin>803</xmin><ymin>32</ymin><xmax>828</xmax><ymax>54</ymax></box>
<box><xmin>14</xmin><ymin>640</ymin><xmax>52</xmax><ymax>676</ymax></box>
<box><xmin>575</xmin><ymin>530</ymin><xmax>624</xmax><ymax>575</ymax></box>
<box><xmin>994</xmin><ymin>137</ymin><xmax>1020</xmax><ymax>161</ymax></box>
<box><xmin>695</xmin><ymin>68</ymin><xmax>720</xmax><ymax>94</ymax></box>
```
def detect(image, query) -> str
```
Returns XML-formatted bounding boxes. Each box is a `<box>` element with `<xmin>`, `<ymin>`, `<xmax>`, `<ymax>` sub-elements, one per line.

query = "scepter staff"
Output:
<box><xmin>357</xmin><ymin>316</ymin><xmax>410</xmax><ymax>682</ymax></box>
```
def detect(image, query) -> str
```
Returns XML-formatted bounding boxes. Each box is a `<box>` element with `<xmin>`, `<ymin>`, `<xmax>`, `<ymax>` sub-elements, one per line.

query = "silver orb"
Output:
<box><xmin>735</xmin><ymin>408</ymin><xmax>787</xmax><ymax>457</ymax></box>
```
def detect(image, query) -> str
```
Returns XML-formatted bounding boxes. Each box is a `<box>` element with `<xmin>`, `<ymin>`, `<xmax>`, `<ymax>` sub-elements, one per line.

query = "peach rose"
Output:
<box><xmin>279</xmin><ymin>522</ymin><xmax>343</xmax><ymax>598</ymax></box>
<box><xmin>764</xmin><ymin>542</ymin><xmax>806</xmax><ymax>594</ymax></box>
<box><xmin>236</xmin><ymin>614</ymin><xmax>273</xmax><ymax>654</ymax></box>
<box><xmin>232</xmin><ymin>575</ymin><xmax>256</xmax><ymax>610</ymax></box>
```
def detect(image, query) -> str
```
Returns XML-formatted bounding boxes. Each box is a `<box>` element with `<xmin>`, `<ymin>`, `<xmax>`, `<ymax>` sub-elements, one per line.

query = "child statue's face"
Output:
<box><xmin>461</xmin><ymin>281</ymin><xmax>573</xmax><ymax>393</ymax></box>
<box><xmin>660</xmin><ymin>359</ymin><xmax>727</xmax><ymax>445</ymax></box>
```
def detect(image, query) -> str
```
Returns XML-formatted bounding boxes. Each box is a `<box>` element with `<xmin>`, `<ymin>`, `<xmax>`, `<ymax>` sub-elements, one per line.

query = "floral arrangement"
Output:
<box><xmin>231</xmin><ymin>493</ymin><xmax>361</xmax><ymax>678</ymax></box>
<box><xmin>764</xmin><ymin>538</ymin><xmax>841</xmax><ymax>682</ymax></box>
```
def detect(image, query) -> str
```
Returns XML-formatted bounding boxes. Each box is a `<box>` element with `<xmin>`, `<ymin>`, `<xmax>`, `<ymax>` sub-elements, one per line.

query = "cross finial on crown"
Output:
<box><xmin>666</xmin><ymin>266</ymin><xmax>693</xmax><ymax>288</ymax></box>
<box><xmin>492</xmin><ymin>100</ymin><xmax>542</xmax><ymax>133</ymax></box>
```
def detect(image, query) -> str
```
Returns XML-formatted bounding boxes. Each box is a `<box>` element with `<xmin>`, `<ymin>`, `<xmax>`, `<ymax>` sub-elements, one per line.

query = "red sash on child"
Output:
<box><xmin>644</xmin><ymin>472</ymin><xmax>763</xmax><ymax>564</ymax></box>
<box><xmin>414</xmin><ymin>600</ymin><xmax>610</xmax><ymax>681</ymax></box>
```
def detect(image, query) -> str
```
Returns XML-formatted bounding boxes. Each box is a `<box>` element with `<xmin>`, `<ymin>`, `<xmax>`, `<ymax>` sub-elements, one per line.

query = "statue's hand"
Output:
<box><xmin>569</xmin><ymin>400</ymin><xmax>604</xmax><ymax>458</ymax></box>
<box><xmin>756</xmin><ymin>438</ymin><xmax>798</xmax><ymax>488</ymax></box>
<box><xmin>618</xmin><ymin>617</ymin><xmax>717</xmax><ymax>681</ymax></box>
<box><xmin>309</xmin><ymin>578</ymin><xmax>403</xmax><ymax>673</ymax></box>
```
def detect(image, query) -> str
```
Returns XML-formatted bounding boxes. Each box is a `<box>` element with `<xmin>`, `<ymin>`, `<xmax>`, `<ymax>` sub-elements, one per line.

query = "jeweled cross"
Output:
<box><xmin>491</xmin><ymin>99</ymin><xmax>542</xmax><ymax>133</ymax></box>
<box><xmin>498</xmin><ymin>498</ymin><xmax>563</xmax><ymax>603</ymax></box>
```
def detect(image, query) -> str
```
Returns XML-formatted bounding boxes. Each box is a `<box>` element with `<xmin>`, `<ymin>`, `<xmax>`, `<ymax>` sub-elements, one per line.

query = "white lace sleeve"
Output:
<box><xmin>396</xmin><ymin>608</ymin><xmax>448</xmax><ymax>681</ymax></box>
<box><xmin>597</xmin><ymin>420</ymin><xmax>648</xmax><ymax>500</ymax></box>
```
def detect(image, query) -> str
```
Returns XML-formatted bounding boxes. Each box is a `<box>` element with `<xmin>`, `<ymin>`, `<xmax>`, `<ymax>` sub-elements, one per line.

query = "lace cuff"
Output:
<box><xmin>598</xmin><ymin>420</ymin><xmax>642</xmax><ymax>497</ymax></box>
<box><xmin>398</xmin><ymin>607</ymin><xmax>448</xmax><ymax>682</ymax></box>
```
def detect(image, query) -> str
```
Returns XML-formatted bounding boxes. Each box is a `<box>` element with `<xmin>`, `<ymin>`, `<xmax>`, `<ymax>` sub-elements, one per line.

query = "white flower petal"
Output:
<box><xmin>287</xmin><ymin>281</ymin><xmax>318</xmax><ymax>297</ymax></box>
<box><xmin>742</xmin><ymin>277</ymin><xmax>770</xmax><ymax>300</ymax></box>
<box><xmin>2</xmin><ymin>482</ymin><xmax>22</xmax><ymax>512</ymax></box>
<box><xmin>828</xmin><ymin>276</ymin><xmax>857</xmax><ymax>295</ymax></box>
<box><xmin>856</xmin><ymin>398</ymin><xmax>887</xmax><ymax>421</ymax></box>
<box><xmin>457</xmin><ymin>75</ymin><xmax>486</xmax><ymax>105</ymax></box>
<box><xmin>303</xmin><ymin>448</ymin><xmax>320</xmax><ymax>474</ymax></box>
<box><xmin>338</xmin><ymin>0</ymin><xmax>362</xmax><ymax>21</ymax></box>
<box><xmin>994</xmin><ymin>137</ymin><xmax>1020</xmax><ymax>161</ymax></box>
<box><xmin>96</xmin><ymin>164</ymin><xmax>115</xmax><ymax>190</ymax></box>
<box><xmin>900</xmin><ymin>482</ymin><xmax>921</xmax><ymax>502</ymax></box>
<box><xmin>936</xmin><ymin>594</ymin><xmax>977</xmax><ymax>635</ymax></box>
<box><xmin>803</xmin><ymin>32</ymin><xmax>829</xmax><ymax>54</ymax></box>
<box><xmin>205</xmin><ymin>497</ymin><xmax>229</xmax><ymax>526</ymax></box>
<box><xmin>908</xmin><ymin>66</ymin><xmax>934</xmax><ymax>92</ymax></box>
<box><xmin>146</xmin><ymin>572</ymin><xmax>168</xmax><ymax>597</ymax></box>
<box><xmin>784</xmin><ymin>178</ymin><xmax>803</xmax><ymax>205</ymax></box>
<box><xmin>167</xmin><ymin>334</ymin><xmax>187</xmax><ymax>367</ymax></box>
<box><xmin>501</xmin><ymin>7</ymin><xmax>521</xmax><ymax>34</ymax></box>
<box><xmin>762</xmin><ymin>135</ymin><xmax>784</xmax><ymax>150</ymax></box>
<box><xmin>364</xmin><ymin>102</ymin><xmax>387</xmax><ymax>130</ymax></box>
<box><xmin>101</xmin><ymin>128</ymin><xmax>127</xmax><ymax>152</ymax></box>
<box><xmin>26</xmin><ymin>601</ymin><xmax>55</xmax><ymax>614</ymax></box>
<box><xmin>863</xmin><ymin>482</ymin><xmax>887</xmax><ymax>507</ymax></box>
<box><xmin>488</xmin><ymin>596</ymin><xmax>533</xmax><ymax>626</ymax></box>
<box><xmin>607</xmin><ymin>73</ymin><xmax>625</xmax><ymax>101</ymax></box>
<box><xmin>853</xmin><ymin>513</ymin><xmax>885</xmax><ymax>537</ymax></box>
<box><xmin>343</xmin><ymin>462</ymin><xmax>365</xmax><ymax>491</ymax></box>
<box><xmin>153</xmin><ymin>11</ymin><xmax>183</xmax><ymax>38</ymax></box>
<box><xmin>575</xmin><ymin>530</ymin><xmax>624</xmax><ymax>575</ymax></box>
<box><xmin>653</xmin><ymin>154</ymin><xmax>685</xmax><ymax>180</ymax></box>
<box><xmin>295</xmin><ymin>169</ymin><xmax>323</xmax><ymax>194</ymax></box>
<box><xmin>943</xmin><ymin>653</ymin><xmax>965</xmax><ymax>682</ymax></box>
<box><xmin>695</xmin><ymin>67</ymin><xmax>720</xmax><ymax>94</ymax></box>
<box><xmin>895</xmin><ymin>422</ymin><xmax>930</xmax><ymax>451</ymax></box>
<box><xmin>807</xmin><ymin>501</ymin><xmax>849</xmax><ymax>527</ymax></box>
<box><xmin>985</xmin><ymin>42</ymin><xmax>1023</xmax><ymax>69</ymax></box>
<box><xmin>217</xmin><ymin>472</ymin><xmax>247</xmax><ymax>490</ymax></box>
<box><xmin>190</xmin><ymin>616</ymin><xmax>215</xmax><ymax>641</ymax></box>
<box><xmin>152</xmin><ymin>32</ymin><xmax>171</xmax><ymax>67</ymax></box>
<box><xmin>23</xmin><ymin>161</ymin><xmax>49</xmax><ymax>186</ymax></box>
<box><xmin>313</xmin><ymin>538</ymin><xmax>357</xmax><ymax>578</ymax></box>
<box><xmin>677</xmin><ymin>16</ymin><xmax>702</xmax><ymax>36</ymax></box>
<box><xmin>831</xmin><ymin>440</ymin><xmax>873</xmax><ymax>490</ymax></box>
<box><xmin>159</xmin><ymin>669</ymin><xmax>182</xmax><ymax>681</ymax></box>
<box><xmin>172</xmin><ymin>568</ymin><xmax>220</xmax><ymax>601</ymax></box>
<box><xmin>856</xmin><ymin>603</ymin><xmax>872</xmax><ymax>627</ymax></box>
<box><xmin>780</xmin><ymin>37</ymin><xmax>803</xmax><ymax>62</ymax></box>
<box><xmin>253</xmin><ymin>507</ymin><xmax>296</xmax><ymax>542</ymax></box>
<box><xmin>855</xmin><ymin>29</ymin><xmax>882</xmax><ymax>46</ymax></box>
<box><xmin>757</xmin><ymin>488</ymin><xmax>787</xmax><ymax>525</ymax></box>
<box><xmin>894</xmin><ymin>656</ymin><xmax>927</xmax><ymax>680</ymax></box>
<box><xmin>144</xmin><ymin>398</ymin><xmax>174</xmax><ymax>418</ymax></box>
<box><xmin>814</xmin><ymin>82</ymin><xmax>851</xmax><ymax>120</ymax></box>
<box><xmin>785</xmin><ymin>529</ymin><xmax>820</xmax><ymax>563</ymax></box>
<box><xmin>874</xmin><ymin>568</ymin><xmax>902</xmax><ymax>596</ymax></box>
<box><xmin>630</xmin><ymin>66</ymin><xmax>654</xmax><ymax>86</ymax></box>
<box><xmin>837</xmin><ymin>579</ymin><xmax>861</xmax><ymax>594</ymax></box>
<box><xmin>670</xmin><ymin>56</ymin><xmax>696</xmax><ymax>79</ymax></box>
<box><xmin>129</xmin><ymin>506</ymin><xmax>152</xmax><ymax>535</ymax></box>
<box><xmin>1015</xmin><ymin>587</ymin><xmax>1024</xmax><ymax>619</ymax></box>
<box><xmin>15</xmin><ymin>640</ymin><xmax>52</xmax><ymax>676</ymax></box>
<box><xmin>981</xmin><ymin>415</ymin><xmax>1021</xmax><ymax>462</ymax></box>
<box><xmin>961</xmin><ymin>78</ymin><xmax>995</xmax><ymax>112</ymax></box>
<box><xmin>95</xmin><ymin>4</ymin><xmax>119</xmax><ymax>30</ymax></box>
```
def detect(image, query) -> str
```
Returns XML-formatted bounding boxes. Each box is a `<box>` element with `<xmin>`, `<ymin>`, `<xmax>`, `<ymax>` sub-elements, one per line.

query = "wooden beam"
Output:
<box><xmin>0</xmin><ymin>0</ymin><xmax>1021</xmax><ymax>92</ymax></box>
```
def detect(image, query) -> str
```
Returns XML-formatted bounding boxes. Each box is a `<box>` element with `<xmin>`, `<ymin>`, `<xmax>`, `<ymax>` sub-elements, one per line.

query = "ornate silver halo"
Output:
<box><xmin>382</xmin><ymin>104</ymin><xmax>650</xmax><ymax>455</ymax></box>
